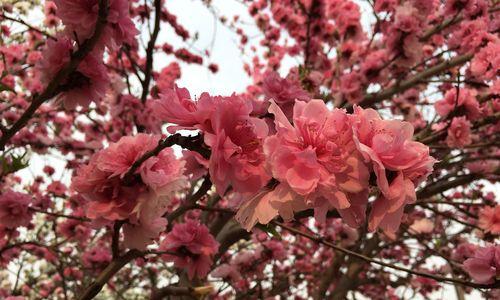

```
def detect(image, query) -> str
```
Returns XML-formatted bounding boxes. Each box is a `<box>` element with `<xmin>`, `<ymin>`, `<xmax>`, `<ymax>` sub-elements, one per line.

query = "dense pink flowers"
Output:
<box><xmin>72</xmin><ymin>134</ymin><xmax>186</xmax><ymax>248</ymax></box>
<box><xmin>37</xmin><ymin>37</ymin><xmax>109</xmax><ymax>109</ymax></box>
<box><xmin>261</xmin><ymin>71</ymin><xmax>310</xmax><ymax>117</ymax></box>
<box><xmin>0</xmin><ymin>190</ymin><xmax>32</xmax><ymax>229</ymax></box>
<box><xmin>479</xmin><ymin>206</ymin><xmax>500</xmax><ymax>235</ymax></box>
<box><xmin>160</xmin><ymin>220</ymin><xmax>219</xmax><ymax>279</ymax></box>
<box><xmin>154</xmin><ymin>89</ymin><xmax>270</xmax><ymax>195</ymax></box>
<box><xmin>463</xmin><ymin>245</ymin><xmax>500</xmax><ymax>284</ymax></box>
<box><xmin>54</xmin><ymin>0</ymin><xmax>138</xmax><ymax>49</ymax></box>
<box><xmin>263</xmin><ymin>100</ymin><xmax>367</xmax><ymax>223</ymax></box>
<box><xmin>446</xmin><ymin>117</ymin><xmax>472</xmax><ymax>148</ymax></box>
<box><xmin>434</xmin><ymin>88</ymin><xmax>481</xmax><ymax>120</ymax></box>
<box><xmin>236</xmin><ymin>101</ymin><xmax>435</xmax><ymax>233</ymax></box>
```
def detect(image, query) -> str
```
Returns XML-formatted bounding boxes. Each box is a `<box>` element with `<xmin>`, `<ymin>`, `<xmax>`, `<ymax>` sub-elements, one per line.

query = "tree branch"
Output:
<box><xmin>0</xmin><ymin>0</ymin><xmax>109</xmax><ymax>150</ymax></box>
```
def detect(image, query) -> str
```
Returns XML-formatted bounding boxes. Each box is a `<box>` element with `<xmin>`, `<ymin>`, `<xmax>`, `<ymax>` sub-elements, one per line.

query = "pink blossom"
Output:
<box><xmin>211</xmin><ymin>264</ymin><xmax>243</xmax><ymax>283</ymax></box>
<box><xmin>0</xmin><ymin>190</ymin><xmax>32</xmax><ymax>229</ymax></box>
<box><xmin>446</xmin><ymin>117</ymin><xmax>472</xmax><ymax>148</ymax></box>
<box><xmin>72</xmin><ymin>134</ymin><xmax>186</xmax><ymax>223</ymax></box>
<box><xmin>182</xmin><ymin>150</ymin><xmax>209</xmax><ymax>180</ymax></box>
<box><xmin>204</xmin><ymin>95</ymin><xmax>270</xmax><ymax>194</ymax></box>
<box><xmin>160</xmin><ymin>220</ymin><xmax>219</xmax><ymax>279</ymax></box>
<box><xmin>463</xmin><ymin>245</ymin><xmax>500</xmax><ymax>284</ymax></box>
<box><xmin>237</xmin><ymin>100</ymin><xmax>370</xmax><ymax>230</ymax></box>
<box><xmin>37</xmin><ymin>37</ymin><xmax>109</xmax><ymax>109</ymax></box>
<box><xmin>153</xmin><ymin>87</ymin><xmax>215</xmax><ymax>133</ymax></box>
<box><xmin>123</xmin><ymin>192</ymin><xmax>169</xmax><ymax>250</ymax></box>
<box><xmin>479</xmin><ymin>206</ymin><xmax>500</xmax><ymax>235</ymax></box>
<box><xmin>452</xmin><ymin>243</ymin><xmax>477</xmax><ymax>263</ymax></box>
<box><xmin>435</xmin><ymin>88</ymin><xmax>481</xmax><ymax>120</ymax></box>
<box><xmin>261</xmin><ymin>71</ymin><xmax>310</xmax><ymax>118</ymax></box>
<box><xmin>339</xmin><ymin>72</ymin><xmax>364</xmax><ymax>104</ymax></box>
<box><xmin>409</xmin><ymin>218</ymin><xmax>434</xmax><ymax>234</ymax></box>
<box><xmin>351</xmin><ymin>106</ymin><xmax>435</xmax><ymax>232</ymax></box>
<box><xmin>471</xmin><ymin>41</ymin><xmax>500</xmax><ymax>80</ymax></box>
<box><xmin>54</xmin><ymin>0</ymin><xmax>138</xmax><ymax>50</ymax></box>
<box><xmin>155</xmin><ymin>62</ymin><xmax>181</xmax><ymax>92</ymax></box>
<box><xmin>57</xmin><ymin>218</ymin><xmax>91</xmax><ymax>242</ymax></box>
<box><xmin>82</xmin><ymin>245</ymin><xmax>112</xmax><ymax>269</ymax></box>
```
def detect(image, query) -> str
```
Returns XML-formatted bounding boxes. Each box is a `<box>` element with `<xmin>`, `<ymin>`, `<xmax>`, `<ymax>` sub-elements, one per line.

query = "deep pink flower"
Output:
<box><xmin>57</xmin><ymin>218</ymin><xmax>91</xmax><ymax>242</ymax></box>
<box><xmin>37</xmin><ymin>37</ymin><xmax>109</xmax><ymax>109</ymax></box>
<box><xmin>339</xmin><ymin>72</ymin><xmax>364</xmax><ymax>104</ymax></box>
<box><xmin>446</xmin><ymin>117</ymin><xmax>472</xmax><ymax>148</ymax></box>
<box><xmin>123</xmin><ymin>191</ymin><xmax>169</xmax><ymax>250</ymax></box>
<box><xmin>351</xmin><ymin>106</ymin><xmax>435</xmax><ymax>232</ymax></box>
<box><xmin>160</xmin><ymin>220</ymin><xmax>219</xmax><ymax>279</ymax></box>
<box><xmin>237</xmin><ymin>100</ymin><xmax>370</xmax><ymax>230</ymax></box>
<box><xmin>463</xmin><ymin>245</ymin><xmax>500</xmax><ymax>284</ymax></box>
<box><xmin>153</xmin><ymin>87</ymin><xmax>215</xmax><ymax>133</ymax></box>
<box><xmin>82</xmin><ymin>245</ymin><xmax>112</xmax><ymax>269</ymax></box>
<box><xmin>471</xmin><ymin>41</ymin><xmax>500</xmax><ymax>80</ymax></box>
<box><xmin>261</xmin><ymin>71</ymin><xmax>310</xmax><ymax>118</ymax></box>
<box><xmin>54</xmin><ymin>0</ymin><xmax>138</xmax><ymax>50</ymax></box>
<box><xmin>155</xmin><ymin>62</ymin><xmax>181</xmax><ymax>92</ymax></box>
<box><xmin>0</xmin><ymin>190</ymin><xmax>33</xmax><ymax>229</ymax></box>
<box><xmin>204</xmin><ymin>95</ymin><xmax>270</xmax><ymax>194</ymax></box>
<box><xmin>435</xmin><ymin>88</ymin><xmax>481</xmax><ymax>120</ymax></box>
<box><xmin>479</xmin><ymin>206</ymin><xmax>500</xmax><ymax>235</ymax></box>
<box><xmin>72</xmin><ymin>134</ymin><xmax>186</xmax><ymax>225</ymax></box>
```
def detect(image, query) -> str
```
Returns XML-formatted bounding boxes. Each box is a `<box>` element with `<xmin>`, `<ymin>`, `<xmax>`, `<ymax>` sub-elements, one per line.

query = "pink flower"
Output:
<box><xmin>446</xmin><ymin>117</ymin><xmax>472</xmax><ymax>148</ymax></box>
<box><xmin>463</xmin><ymin>245</ymin><xmax>500</xmax><ymax>284</ymax></box>
<box><xmin>360</xmin><ymin>49</ymin><xmax>388</xmax><ymax>83</ymax></box>
<box><xmin>211</xmin><ymin>264</ymin><xmax>243</xmax><ymax>283</ymax></box>
<box><xmin>351</xmin><ymin>106</ymin><xmax>435</xmax><ymax>232</ymax></box>
<box><xmin>72</xmin><ymin>134</ymin><xmax>186</xmax><ymax>225</ymax></box>
<box><xmin>434</xmin><ymin>88</ymin><xmax>481</xmax><ymax>120</ymax></box>
<box><xmin>261</xmin><ymin>71</ymin><xmax>310</xmax><ymax>118</ymax></box>
<box><xmin>82</xmin><ymin>245</ymin><xmax>112</xmax><ymax>269</ymax></box>
<box><xmin>471</xmin><ymin>41</ymin><xmax>500</xmax><ymax>80</ymax></box>
<box><xmin>54</xmin><ymin>0</ymin><xmax>138</xmax><ymax>50</ymax></box>
<box><xmin>479</xmin><ymin>206</ymin><xmax>500</xmax><ymax>235</ymax></box>
<box><xmin>139</xmin><ymin>147</ymin><xmax>187</xmax><ymax>196</ymax></box>
<box><xmin>237</xmin><ymin>100</ymin><xmax>370</xmax><ymax>230</ymax></box>
<box><xmin>37</xmin><ymin>37</ymin><xmax>109</xmax><ymax>109</ymax></box>
<box><xmin>182</xmin><ymin>150</ymin><xmax>209</xmax><ymax>180</ymax></box>
<box><xmin>152</xmin><ymin>87</ymin><xmax>215</xmax><ymax>133</ymax></box>
<box><xmin>123</xmin><ymin>192</ymin><xmax>169</xmax><ymax>250</ymax></box>
<box><xmin>155</xmin><ymin>62</ymin><xmax>181</xmax><ymax>92</ymax></box>
<box><xmin>0</xmin><ymin>190</ymin><xmax>32</xmax><ymax>229</ymax></box>
<box><xmin>452</xmin><ymin>243</ymin><xmax>477</xmax><ymax>263</ymax></box>
<box><xmin>409</xmin><ymin>218</ymin><xmax>434</xmax><ymax>234</ymax></box>
<box><xmin>339</xmin><ymin>72</ymin><xmax>364</xmax><ymax>104</ymax></box>
<box><xmin>57</xmin><ymin>218</ymin><xmax>91</xmax><ymax>242</ymax></box>
<box><xmin>160</xmin><ymin>220</ymin><xmax>219</xmax><ymax>279</ymax></box>
<box><xmin>204</xmin><ymin>95</ymin><xmax>270</xmax><ymax>194</ymax></box>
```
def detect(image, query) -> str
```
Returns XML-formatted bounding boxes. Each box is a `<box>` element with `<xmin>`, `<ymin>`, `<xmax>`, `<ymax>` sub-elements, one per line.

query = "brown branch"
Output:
<box><xmin>416</xmin><ymin>174</ymin><xmax>480</xmax><ymax>199</ymax></box>
<box><xmin>78</xmin><ymin>249</ymin><xmax>142</xmax><ymax>300</ymax></box>
<box><xmin>112</xmin><ymin>221</ymin><xmax>124</xmax><ymax>259</ymax></box>
<box><xmin>140</xmin><ymin>0</ymin><xmax>162</xmax><ymax>103</ymax></box>
<box><xmin>357</xmin><ymin>53</ymin><xmax>473</xmax><ymax>108</ymax></box>
<box><xmin>29</xmin><ymin>207</ymin><xmax>90</xmax><ymax>222</ymax></box>
<box><xmin>0</xmin><ymin>0</ymin><xmax>109</xmax><ymax>150</ymax></box>
<box><xmin>273</xmin><ymin>221</ymin><xmax>500</xmax><ymax>289</ymax></box>
<box><xmin>1</xmin><ymin>13</ymin><xmax>57</xmax><ymax>40</ymax></box>
<box><xmin>121</xmin><ymin>133</ymin><xmax>207</xmax><ymax>185</ymax></box>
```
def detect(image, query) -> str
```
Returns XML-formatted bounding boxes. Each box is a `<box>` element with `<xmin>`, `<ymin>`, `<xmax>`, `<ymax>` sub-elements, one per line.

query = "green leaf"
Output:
<box><xmin>256</xmin><ymin>223</ymin><xmax>282</xmax><ymax>240</ymax></box>
<box><xmin>1</xmin><ymin>151</ymin><xmax>29</xmax><ymax>175</ymax></box>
